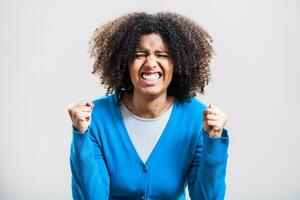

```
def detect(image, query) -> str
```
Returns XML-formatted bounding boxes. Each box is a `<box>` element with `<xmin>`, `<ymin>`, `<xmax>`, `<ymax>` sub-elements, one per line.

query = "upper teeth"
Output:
<box><xmin>142</xmin><ymin>73</ymin><xmax>160</xmax><ymax>80</ymax></box>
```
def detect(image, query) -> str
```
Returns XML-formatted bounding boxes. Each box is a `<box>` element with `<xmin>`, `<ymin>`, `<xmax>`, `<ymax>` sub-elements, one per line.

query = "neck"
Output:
<box><xmin>122</xmin><ymin>91</ymin><xmax>174</xmax><ymax>119</ymax></box>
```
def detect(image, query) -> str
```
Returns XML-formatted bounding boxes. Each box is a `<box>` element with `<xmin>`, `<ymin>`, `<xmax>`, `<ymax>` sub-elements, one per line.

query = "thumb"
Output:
<box><xmin>86</xmin><ymin>101</ymin><xmax>94</xmax><ymax>108</ymax></box>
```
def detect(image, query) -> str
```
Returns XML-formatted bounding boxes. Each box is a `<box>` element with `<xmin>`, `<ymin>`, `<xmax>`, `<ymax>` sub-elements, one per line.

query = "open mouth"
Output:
<box><xmin>141</xmin><ymin>72</ymin><xmax>162</xmax><ymax>81</ymax></box>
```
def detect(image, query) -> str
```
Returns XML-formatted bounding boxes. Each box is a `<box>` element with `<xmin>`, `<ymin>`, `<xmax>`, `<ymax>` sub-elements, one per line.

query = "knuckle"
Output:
<box><xmin>80</xmin><ymin>99</ymin><xmax>87</xmax><ymax>105</ymax></box>
<box><xmin>73</xmin><ymin>110</ymin><xmax>80</xmax><ymax>116</ymax></box>
<box><xmin>68</xmin><ymin>109</ymin><xmax>76</xmax><ymax>116</ymax></box>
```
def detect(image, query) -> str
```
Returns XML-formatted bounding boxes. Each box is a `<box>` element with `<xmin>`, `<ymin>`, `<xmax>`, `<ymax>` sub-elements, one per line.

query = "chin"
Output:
<box><xmin>137</xmin><ymin>87</ymin><xmax>165</xmax><ymax>98</ymax></box>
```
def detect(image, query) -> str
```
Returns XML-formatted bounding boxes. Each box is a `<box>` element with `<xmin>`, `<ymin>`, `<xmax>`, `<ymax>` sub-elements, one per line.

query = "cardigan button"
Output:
<box><xmin>143</xmin><ymin>166</ymin><xmax>148</xmax><ymax>172</ymax></box>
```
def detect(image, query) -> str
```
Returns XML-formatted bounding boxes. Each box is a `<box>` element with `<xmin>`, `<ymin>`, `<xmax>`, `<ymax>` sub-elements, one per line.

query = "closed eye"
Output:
<box><xmin>135</xmin><ymin>52</ymin><xmax>147</xmax><ymax>58</ymax></box>
<box><xmin>156</xmin><ymin>53</ymin><xmax>169</xmax><ymax>58</ymax></box>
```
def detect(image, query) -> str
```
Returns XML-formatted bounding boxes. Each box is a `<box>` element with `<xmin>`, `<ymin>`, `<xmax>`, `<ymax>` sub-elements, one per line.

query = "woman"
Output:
<box><xmin>68</xmin><ymin>12</ymin><xmax>229</xmax><ymax>200</ymax></box>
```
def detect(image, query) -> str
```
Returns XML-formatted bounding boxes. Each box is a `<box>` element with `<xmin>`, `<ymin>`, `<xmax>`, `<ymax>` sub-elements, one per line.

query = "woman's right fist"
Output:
<box><xmin>68</xmin><ymin>100</ymin><xmax>94</xmax><ymax>133</ymax></box>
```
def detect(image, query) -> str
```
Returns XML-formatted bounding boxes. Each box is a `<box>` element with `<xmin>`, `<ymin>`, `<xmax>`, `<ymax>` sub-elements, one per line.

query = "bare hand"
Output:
<box><xmin>203</xmin><ymin>104</ymin><xmax>228</xmax><ymax>137</ymax></box>
<box><xmin>68</xmin><ymin>100</ymin><xmax>94</xmax><ymax>133</ymax></box>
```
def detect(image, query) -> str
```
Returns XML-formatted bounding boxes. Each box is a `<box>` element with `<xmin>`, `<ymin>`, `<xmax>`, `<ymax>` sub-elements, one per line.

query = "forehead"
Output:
<box><xmin>138</xmin><ymin>33</ymin><xmax>168</xmax><ymax>51</ymax></box>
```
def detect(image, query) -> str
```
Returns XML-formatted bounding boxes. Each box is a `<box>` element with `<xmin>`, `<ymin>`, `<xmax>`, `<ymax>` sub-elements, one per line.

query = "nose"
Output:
<box><xmin>144</xmin><ymin>54</ymin><xmax>157</xmax><ymax>68</ymax></box>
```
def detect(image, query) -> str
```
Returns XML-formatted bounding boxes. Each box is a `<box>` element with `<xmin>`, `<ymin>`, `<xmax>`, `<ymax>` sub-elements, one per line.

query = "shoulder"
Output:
<box><xmin>92</xmin><ymin>94</ymin><xmax>114</xmax><ymax>108</ymax></box>
<box><xmin>91</xmin><ymin>94</ymin><xmax>118</xmax><ymax>117</ymax></box>
<box><xmin>173</xmin><ymin>97</ymin><xmax>208</xmax><ymax>126</ymax></box>
<box><xmin>171</xmin><ymin>97</ymin><xmax>207</xmax><ymax>144</ymax></box>
<box><xmin>177</xmin><ymin>96</ymin><xmax>208</xmax><ymax>113</ymax></box>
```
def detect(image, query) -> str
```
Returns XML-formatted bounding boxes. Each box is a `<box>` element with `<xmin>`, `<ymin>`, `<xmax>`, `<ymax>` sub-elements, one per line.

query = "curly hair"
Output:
<box><xmin>89</xmin><ymin>12</ymin><xmax>214</xmax><ymax>102</ymax></box>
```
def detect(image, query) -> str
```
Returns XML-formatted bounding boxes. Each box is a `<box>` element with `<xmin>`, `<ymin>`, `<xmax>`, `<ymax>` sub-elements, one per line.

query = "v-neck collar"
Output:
<box><xmin>111</xmin><ymin>94</ymin><xmax>178</xmax><ymax>167</ymax></box>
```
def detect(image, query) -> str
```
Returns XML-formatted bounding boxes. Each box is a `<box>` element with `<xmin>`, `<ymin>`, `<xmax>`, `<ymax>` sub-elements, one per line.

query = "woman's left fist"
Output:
<box><xmin>203</xmin><ymin>104</ymin><xmax>228</xmax><ymax>138</ymax></box>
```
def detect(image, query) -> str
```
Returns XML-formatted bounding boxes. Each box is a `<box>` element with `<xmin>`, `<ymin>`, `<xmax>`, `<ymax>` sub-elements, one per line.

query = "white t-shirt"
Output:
<box><xmin>120</xmin><ymin>103</ymin><xmax>173</xmax><ymax>163</ymax></box>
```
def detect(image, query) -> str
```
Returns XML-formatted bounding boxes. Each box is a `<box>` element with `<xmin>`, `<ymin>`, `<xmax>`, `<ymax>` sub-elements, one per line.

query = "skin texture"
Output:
<box><xmin>203</xmin><ymin>104</ymin><xmax>228</xmax><ymax>137</ymax></box>
<box><xmin>68</xmin><ymin>100</ymin><xmax>94</xmax><ymax>133</ymax></box>
<box><xmin>129</xmin><ymin>33</ymin><xmax>173</xmax><ymax>99</ymax></box>
<box><xmin>121</xmin><ymin>33</ymin><xmax>175</xmax><ymax>119</ymax></box>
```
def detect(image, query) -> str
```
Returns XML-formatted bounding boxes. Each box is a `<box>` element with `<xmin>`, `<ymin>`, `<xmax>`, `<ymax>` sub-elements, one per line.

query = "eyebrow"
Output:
<box><xmin>136</xmin><ymin>48</ymin><xmax>169</xmax><ymax>53</ymax></box>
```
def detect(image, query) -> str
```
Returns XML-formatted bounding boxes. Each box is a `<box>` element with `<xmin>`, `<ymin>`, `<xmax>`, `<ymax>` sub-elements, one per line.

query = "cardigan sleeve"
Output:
<box><xmin>187</xmin><ymin>129</ymin><xmax>229</xmax><ymax>200</ymax></box>
<box><xmin>70</xmin><ymin>124</ymin><xmax>110</xmax><ymax>200</ymax></box>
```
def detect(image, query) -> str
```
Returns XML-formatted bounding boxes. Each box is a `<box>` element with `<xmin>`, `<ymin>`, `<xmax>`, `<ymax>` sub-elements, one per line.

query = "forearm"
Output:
<box><xmin>189</xmin><ymin>129</ymin><xmax>229</xmax><ymax>200</ymax></box>
<box><xmin>70</xmin><ymin>127</ymin><xmax>110</xmax><ymax>200</ymax></box>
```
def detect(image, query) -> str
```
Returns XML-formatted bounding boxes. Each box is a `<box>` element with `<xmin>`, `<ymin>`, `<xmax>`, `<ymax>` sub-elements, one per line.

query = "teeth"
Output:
<box><xmin>142</xmin><ymin>73</ymin><xmax>160</xmax><ymax>80</ymax></box>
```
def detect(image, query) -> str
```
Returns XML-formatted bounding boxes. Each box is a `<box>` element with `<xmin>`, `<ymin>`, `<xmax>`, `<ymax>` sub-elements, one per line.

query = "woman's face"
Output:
<box><xmin>129</xmin><ymin>33</ymin><xmax>174</xmax><ymax>99</ymax></box>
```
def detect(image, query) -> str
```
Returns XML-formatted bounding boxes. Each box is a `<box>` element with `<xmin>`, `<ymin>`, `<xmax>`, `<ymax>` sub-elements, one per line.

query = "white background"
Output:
<box><xmin>1</xmin><ymin>0</ymin><xmax>299</xmax><ymax>199</ymax></box>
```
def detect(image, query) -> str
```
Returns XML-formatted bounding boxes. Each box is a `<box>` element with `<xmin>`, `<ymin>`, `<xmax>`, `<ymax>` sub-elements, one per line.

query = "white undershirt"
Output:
<box><xmin>120</xmin><ymin>102</ymin><xmax>173</xmax><ymax>163</ymax></box>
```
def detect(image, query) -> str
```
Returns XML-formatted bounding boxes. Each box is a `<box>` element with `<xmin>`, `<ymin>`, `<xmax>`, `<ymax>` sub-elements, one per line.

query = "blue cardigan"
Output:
<box><xmin>70</xmin><ymin>94</ymin><xmax>229</xmax><ymax>200</ymax></box>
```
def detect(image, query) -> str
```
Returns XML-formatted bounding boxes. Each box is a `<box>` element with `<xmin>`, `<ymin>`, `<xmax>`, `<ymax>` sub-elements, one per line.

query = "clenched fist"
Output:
<box><xmin>203</xmin><ymin>104</ymin><xmax>228</xmax><ymax>138</ymax></box>
<box><xmin>68</xmin><ymin>100</ymin><xmax>94</xmax><ymax>133</ymax></box>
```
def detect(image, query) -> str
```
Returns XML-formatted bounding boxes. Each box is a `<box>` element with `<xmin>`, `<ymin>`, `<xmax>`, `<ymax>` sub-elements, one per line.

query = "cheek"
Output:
<box><xmin>165</xmin><ymin>65</ymin><xmax>174</xmax><ymax>80</ymax></box>
<box><xmin>129</xmin><ymin>64</ymin><xmax>140</xmax><ymax>81</ymax></box>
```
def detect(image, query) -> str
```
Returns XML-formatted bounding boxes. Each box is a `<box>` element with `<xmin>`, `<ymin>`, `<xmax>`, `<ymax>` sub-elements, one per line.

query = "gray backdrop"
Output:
<box><xmin>1</xmin><ymin>0</ymin><xmax>299</xmax><ymax>199</ymax></box>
